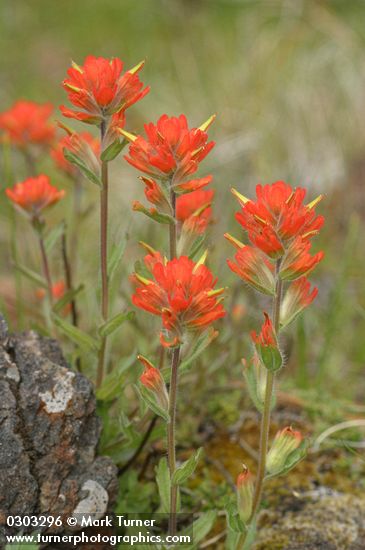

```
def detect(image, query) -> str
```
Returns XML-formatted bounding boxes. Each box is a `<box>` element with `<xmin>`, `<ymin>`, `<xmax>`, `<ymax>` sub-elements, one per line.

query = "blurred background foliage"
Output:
<box><xmin>0</xmin><ymin>0</ymin><xmax>365</xmax><ymax>524</ymax></box>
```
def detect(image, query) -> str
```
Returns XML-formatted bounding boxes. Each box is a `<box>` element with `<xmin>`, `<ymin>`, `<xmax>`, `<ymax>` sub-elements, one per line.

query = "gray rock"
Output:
<box><xmin>0</xmin><ymin>317</ymin><xmax>118</xmax><ymax>546</ymax></box>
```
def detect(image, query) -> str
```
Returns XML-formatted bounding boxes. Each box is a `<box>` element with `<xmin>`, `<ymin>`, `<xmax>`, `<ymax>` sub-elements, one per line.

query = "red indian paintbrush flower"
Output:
<box><xmin>251</xmin><ymin>312</ymin><xmax>282</xmax><ymax>372</ymax></box>
<box><xmin>279</xmin><ymin>237</ymin><xmax>324</xmax><ymax>281</ymax></box>
<box><xmin>51</xmin><ymin>131</ymin><xmax>100</xmax><ymax>176</ymax></box>
<box><xmin>123</xmin><ymin>114</ymin><xmax>215</xmax><ymax>191</ymax></box>
<box><xmin>226</xmin><ymin>240</ymin><xmax>276</xmax><ymax>296</ymax></box>
<box><xmin>131</xmin><ymin>254</ymin><xmax>225</xmax><ymax>347</ymax></box>
<box><xmin>6</xmin><ymin>175</ymin><xmax>65</xmax><ymax>217</ymax></box>
<box><xmin>0</xmin><ymin>100</ymin><xmax>55</xmax><ymax>148</ymax></box>
<box><xmin>36</xmin><ymin>280</ymin><xmax>71</xmax><ymax>315</ymax></box>
<box><xmin>138</xmin><ymin>355</ymin><xmax>169</xmax><ymax>410</ymax></box>
<box><xmin>176</xmin><ymin>189</ymin><xmax>214</xmax><ymax>235</ymax></box>
<box><xmin>233</xmin><ymin>181</ymin><xmax>324</xmax><ymax>258</ymax></box>
<box><xmin>60</xmin><ymin>56</ymin><xmax>149</xmax><ymax>124</ymax></box>
<box><xmin>266</xmin><ymin>426</ymin><xmax>303</xmax><ymax>475</ymax></box>
<box><xmin>236</xmin><ymin>465</ymin><xmax>254</xmax><ymax>523</ymax></box>
<box><xmin>280</xmin><ymin>277</ymin><xmax>318</xmax><ymax>327</ymax></box>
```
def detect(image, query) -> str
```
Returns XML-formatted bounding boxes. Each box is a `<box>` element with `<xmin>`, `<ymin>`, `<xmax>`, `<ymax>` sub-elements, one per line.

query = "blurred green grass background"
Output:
<box><xmin>1</xmin><ymin>0</ymin><xmax>365</xmax><ymax>403</ymax></box>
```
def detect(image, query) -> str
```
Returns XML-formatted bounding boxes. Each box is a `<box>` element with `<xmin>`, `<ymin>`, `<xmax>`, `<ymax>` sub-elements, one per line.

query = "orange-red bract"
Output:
<box><xmin>6</xmin><ymin>175</ymin><xmax>65</xmax><ymax>216</ymax></box>
<box><xmin>0</xmin><ymin>100</ymin><xmax>55</xmax><ymax>147</ymax></box>
<box><xmin>176</xmin><ymin>189</ymin><xmax>214</xmax><ymax>234</ymax></box>
<box><xmin>51</xmin><ymin>131</ymin><xmax>100</xmax><ymax>176</ymax></box>
<box><xmin>131</xmin><ymin>255</ymin><xmax>225</xmax><ymax>347</ymax></box>
<box><xmin>60</xmin><ymin>56</ymin><xmax>149</xmax><ymax>124</ymax></box>
<box><xmin>124</xmin><ymin>114</ymin><xmax>215</xmax><ymax>190</ymax></box>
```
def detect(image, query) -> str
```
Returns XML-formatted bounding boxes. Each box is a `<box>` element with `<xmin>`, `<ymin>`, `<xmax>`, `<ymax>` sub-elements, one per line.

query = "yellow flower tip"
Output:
<box><xmin>306</xmin><ymin>194</ymin><xmax>323</xmax><ymax>209</ymax></box>
<box><xmin>118</xmin><ymin>128</ymin><xmax>138</xmax><ymax>142</ymax></box>
<box><xmin>71</xmin><ymin>60</ymin><xmax>83</xmax><ymax>73</ymax></box>
<box><xmin>135</xmin><ymin>273</ymin><xmax>152</xmax><ymax>285</ymax></box>
<box><xmin>231</xmin><ymin>187</ymin><xmax>250</xmax><ymax>205</ymax></box>
<box><xmin>192</xmin><ymin>202</ymin><xmax>211</xmax><ymax>217</ymax></box>
<box><xmin>198</xmin><ymin>114</ymin><xmax>216</xmax><ymax>132</ymax></box>
<box><xmin>139</xmin><ymin>241</ymin><xmax>158</xmax><ymax>255</ymax></box>
<box><xmin>129</xmin><ymin>59</ymin><xmax>145</xmax><ymax>74</ymax></box>
<box><xmin>193</xmin><ymin>249</ymin><xmax>208</xmax><ymax>272</ymax></box>
<box><xmin>56</xmin><ymin>120</ymin><xmax>74</xmax><ymax>136</ymax></box>
<box><xmin>207</xmin><ymin>287</ymin><xmax>226</xmax><ymax>298</ymax></box>
<box><xmin>137</xmin><ymin>354</ymin><xmax>154</xmax><ymax>369</ymax></box>
<box><xmin>224</xmin><ymin>232</ymin><xmax>244</xmax><ymax>249</ymax></box>
<box><xmin>64</xmin><ymin>82</ymin><xmax>82</xmax><ymax>93</ymax></box>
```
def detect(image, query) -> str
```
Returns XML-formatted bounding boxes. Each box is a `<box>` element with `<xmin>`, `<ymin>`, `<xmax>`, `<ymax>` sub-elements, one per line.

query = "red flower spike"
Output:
<box><xmin>51</xmin><ymin>131</ymin><xmax>100</xmax><ymax>176</ymax></box>
<box><xmin>60</xmin><ymin>56</ymin><xmax>149</xmax><ymax>125</ymax></box>
<box><xmin>233</xmin><ymin>181</ymin><xmax>324</xmax><ymax>258</ymax></box>
<box><xmin>6</xmin><ymin>175</ymin><xmax>65</xmax><ymax>218</ymax></box>
<box><xmin>132</xmin><ymin>255</ymin><xmax>225</xmax><ymax>347</ymax></box>
<box><xmin>176</xmin><ymin>189</ymin><xmax>214</xmax><ymax>235</ymax></box>
<box><xmin>36</xmin><ymin>280</ymin><xmax>71</xmax><ymax>315</ymax></box>
<box><xmin>251</xmin><ymin>313</ymin><xmax>282</xmax><ymax>372</ymax></box>
<box><xmin>138</xmin><ymin>355</ymin><xmax>169</xmax><ymax>411</ymax></box>
<box><xmin>266</xmin><ymin>426</ymin><xmax>303</xmax><ymax>476</ymax></box>
<box><xmin>236</xmin><ymin>465</ymin><xmax>254</xmax><ymax>523</ymax></box>
<box><xmin>0</xmin><ymin>100</ymin><xmax>55</xmax><ymax>148</ymax></box>
<box><xmin>279</xmin><ymin>237</ymin><xmax>324</xmax><ymax>281</ymax></box>
<box><xmin>227</xmin><ymin>246</ymin><xmax>276</xmax><ymax>296</ymax></box>
<box><xmin>280</xmin><ymin>277</ymin><xmax>318</xmax><ymax>327</ymax></box>
<box><xmin>124</xmin><ymin>114</ymin><xmax>215</xmax><ymax>186</ymax></box>
<box><xmin>139</xmin><ymin>176</ymin><xmax>170</xmax><ymax>211</ymax></box>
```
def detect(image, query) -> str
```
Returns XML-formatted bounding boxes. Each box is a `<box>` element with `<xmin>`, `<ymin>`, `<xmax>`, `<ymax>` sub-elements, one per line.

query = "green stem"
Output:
<box><xmin>167</xmin><ymin>345</ymin><xmax>181</xmax><ymax>536</ymax></box>
<box><xmin>38</xmin><ymin>233</ymin><xmax>53</xmax><ymax>305</ymax></box>
<box><xmin>96</xmin><ymin>121</ymin><xmax>109</xmax><ymax>388</ymax></box>
<box><xmin>243</xmin><ymin>260</ymin><xmax>283</xmax><ymax>545</ymax></box>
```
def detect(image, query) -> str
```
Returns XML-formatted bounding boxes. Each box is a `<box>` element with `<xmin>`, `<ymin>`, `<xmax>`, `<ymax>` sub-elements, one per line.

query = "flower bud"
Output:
<box><xmin>266</xmin><ymin>426</ymin><xmax>303</xmax><ymax>476</ymax></box>
<box><xmin>236</xmin><ymin>465</ymin><xmax>254</xmax><ymax>523</ymax></box>
<box><xmin>280</xmin><ymin>277</ymin><xmax>318</xmax><ymax>328</ymax></box>
<box><xmin>251</xmin><ymin>313</ymin><xmax>282</xmax><ymax>372</ymax></box>
<box><xmin>138</xmin><ymin>355</ymin><xmax>169</xmax><ymax>411</ymax></box>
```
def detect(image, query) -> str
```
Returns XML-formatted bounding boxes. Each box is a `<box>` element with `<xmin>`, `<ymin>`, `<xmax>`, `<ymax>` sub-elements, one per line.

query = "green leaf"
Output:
<box><xmin>52</xmin><ymin>284</ymin><xmax>84</xmax><ymax>315</ymax></box>
<box><xmin>188</xmin><ymin>235</ymin><xmax>206</xmax><ymax>261</ymax></box>
<box><xmin>14</xmin><ymin>263</ymin><xmax>47</xmax><ymax>288</ymax></box>
<box><xmin>100</xmin><ymin>139</ymin><xmax>126</xmax><ymax>162</ymax></box>
<box><xmin>172</xmin><ymin>447</ymin><xmax>203</xmax><ymax>485</ymax></box>
<box><xmin>63</xmin><ymin>148</ymin><xmax>102</xmax><ymax>187</ymax></box>
<box><xmin>182</xmin><ymin>510</ymin><xmax>217</xmax><ymax>549</ymax></box>
<box><xmin>135</xmin><ymin>384</ymin><xmax>169</xmax><ymax>422</ymax></box>
<box><xmin>98</xmin><ymin>311</ymin><xmax>135</xmax><ymax>338</ymax></box>
<box><xmin>135</xmin><ymin>204</ymin><xmax>174</xmax><ymax>225</ymax></box>
<box><xmin>265</xmin><ymin>440</ymin><xmax>308</xmax><ymax>480</ymax></box>
<box><xmin>108</xmin><ymin>235</ymin><xmax>127</xmax><ymax>281</ymax></box>
<box><xmin>96</xmin><ymin>353</ymin><xmax>135</xmax><ymax>401</ymax></box>
<box><xmin>225</xmin><ymin>499</ymin><xmax>246</xmax><ymax>534</ymax></box>
<box><xmin>53</xmin><ymin>314</ymin><xmax>99</xmax><ymax>352</ymax></box>
<box><xmin>179</xmin><ymin>329</ymin><xmax>216</xmax><ymax>374</ymax></box>
<box><xmin>155</xmin><ymin>457</ymin><xmax>170</xmax><ymax>513</ymax></box>
<box><xmin>45</xmin><ymin>221</ymin><xmax>65</xmax><ymax>253</ymax></box>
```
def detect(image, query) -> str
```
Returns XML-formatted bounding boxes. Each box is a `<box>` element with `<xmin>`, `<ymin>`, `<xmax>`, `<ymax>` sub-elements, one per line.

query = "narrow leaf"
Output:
<box><xmin>14</xmin><ymin>263</ymin><xmax>47</xmax><ymax>288</ymax></box>
<box><xmin>136</xmin><ymin>384</ymin><xmax>169</xmax><ymax>422</ymax></box>
<box><xmin>52</xmin><ymin>284</ymin><xmax>84</xmax><ymax>315</ymax></box>
<box><xmin>63</xmin><ymin>149</ymin><xmax>102</xmax><ymax>187</ymax></box>
<box><xmin>100</xmin><ymin>139</ymin><xmax>126</xmax><ymax>162</ymax></box>
<box><xmin>172</xmin><ymin>447</ymin><xmax>203</xmax><ymax>485</ymax></box>
<box><xmin>53</xmin><ymin>314</ymin><xmax>99</xmax><ymax>352</ymax></box>
<box><xmin>99</xmin><ymin>311</ymin><xmax>134</xmax><ymax>338</ymax></box>
<box><xmin>155</xmin><ymin>457</ymin><xmax>170</xmax><ymax>513</ymax></box>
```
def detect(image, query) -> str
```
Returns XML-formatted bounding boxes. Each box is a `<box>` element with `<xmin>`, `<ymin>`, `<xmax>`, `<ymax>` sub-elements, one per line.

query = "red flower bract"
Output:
<box><xmin>6</xmin><ymin>175</ymin><xmax>65</xmax><ymax>216</ymax></box>
<box><xmin>124</xmin><ymin>114</ymin><xmax>215</xmax><ymax>188</ymax></box>
<box><xmin>51</xmin><ymin>131</ymin><xmax>100</xmax><ymax>176</ymax></box>
<box><xmin>60</xmin><ymin>56</ymin><xmax>149</xmax><ymax>124</ymax></box>
<box><xmin>176</xmin><ymin>189</ymin><xmax>214</xmax><ymax>234</ymax></box>
<box><xmin>234</xmin><ymin>181</ymin><xmax>324</xmax><ymax>258</ymax></box>
<box><xmin>251</xmin><ymin>312</ymin><xmax>276</xmax><ymax>348</ymax></box>
<box><xmin>0</xmin><ymin>100</ymin><xmax>55</xmax><ymax>147</ymax></box>
<box><xmin>132</xmin><ymin>255</ymin><xmax>225</xmax><ymax>347</ymax></box>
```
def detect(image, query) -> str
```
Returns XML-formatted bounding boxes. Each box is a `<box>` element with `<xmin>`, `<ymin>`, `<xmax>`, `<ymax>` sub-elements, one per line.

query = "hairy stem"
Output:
<box><xmin>167</xmin><ymin>345</ymin><xmax>181</xmax><ymax>536</ymax></box>
<box><xmin>96</xmin><ymin>121</ymin><xmax>109</xmax><ymax>388</ymax></box>
<box><xmin>245</xmin><ymin>260</ymin><xmax>283</xmax><ymax>540</ymax></box>
<box><xmin>38</xmin><ymin>233</ymin><xmax>53</xmax><ymax>305</ymax></box>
